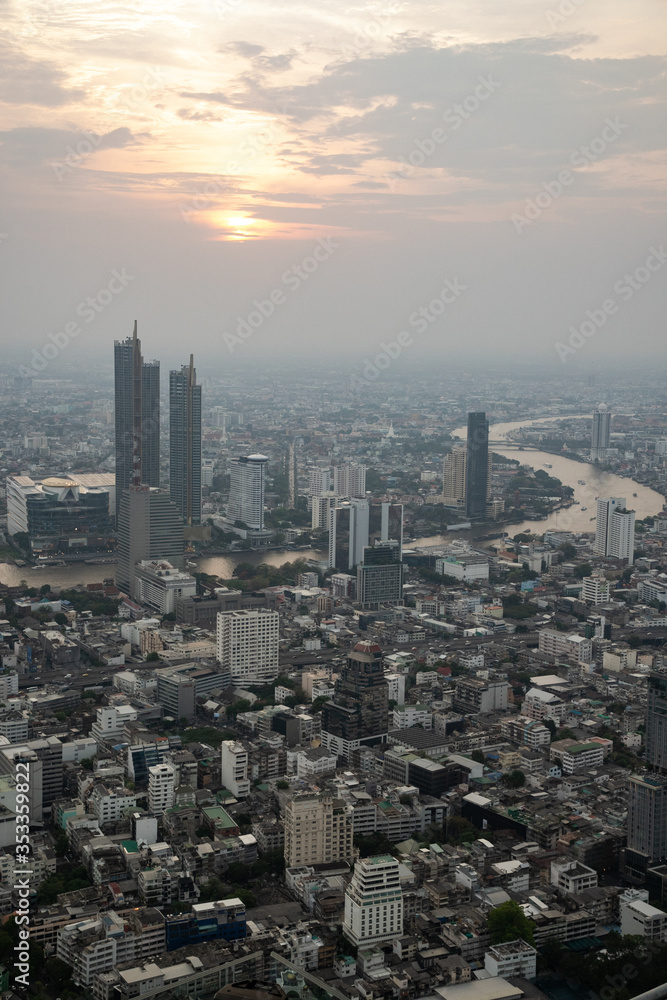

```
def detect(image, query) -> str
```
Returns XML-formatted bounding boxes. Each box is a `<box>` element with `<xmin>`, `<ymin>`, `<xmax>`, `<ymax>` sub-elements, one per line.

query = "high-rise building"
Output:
<box><xmin>170</xmin><ymin>356</ymin><xmax>202</xmax><ymax>525</ymax></box>
<box><xmin>114</xmin><ymin>324</ymin><xmax>160</xmax><ymax>520</ymax></box>
<box><xmin>321</xmin><ymin>640</ymin><xmax>389</xmax><ymax>759</ymax></box>
<box><xmin>343</xmin><ymin>855</ymin><xmax>403</xmax><ymax>947</ymax></box>
<box><xmin>595</xmin><ymin>497</ymin><xmax>635</xmax><ymax>564</ymax></box>
<box><xmin>646</xmin><ymin>673</ymin><xmax>667</xmax><ymax>773</ymax></box>
<box><xmin>626</xmin><ymin>774</ymin><xmax>667</xmax><ymax>878</ymax></box>
<box><xmin>368</xmin><ymin>501</ymin><xmax>403</xmax><ymax>556</ymax></box>
<box><xmin>148</xmin><ymin>762</ymin><xmax>175</xmax><ymax>815</ymax></box>
<box><xmin>356</xmin><ymin>542</ymin><xmax>403</xmax><ymax>609</ymax></box>
<box><xmin>220</xmin><ymin>740</ymin><xmax>251</xmax><ymax>799</ymax></box>
<box><xmin>443</xmin><ymin>447</ymin><xmax>467</xmax><ymax>508</ymax></box>
<box><xmin>216</xmin><ymin>608</ymin><xmax>280</xmax><ymax>684</ymax></box>
<box><xmin>116</xmin><ymin>487</ymin><xmax>185</xmax><ymax>597</ymax></box>
<box><xmin>328</xmin><ymin>498</ymin><xmax>369</xmax><ymax>570</ymax></box>
<box><xmin>332</xmin><ymin>463</ymin><xmax>366</xmax><ymax>499</ymax></box>
<box><xmin>284</xmin><ymin>793</ymin><xmax>355</xmax><ymax>868</ymax></box>
<box><xmin>465</xmin><ymin>411</ymin><xmax>489</xmax><ymax>519</ymax></box>
<box><xmin>591</xmin><ymin>403</ymin><xmax>612</xmax><ymax>461</ymax></box>
<box><xmin>227</xmin><ymin>454</ymin><xmax>268</xmax><ymax>530</ymax></box>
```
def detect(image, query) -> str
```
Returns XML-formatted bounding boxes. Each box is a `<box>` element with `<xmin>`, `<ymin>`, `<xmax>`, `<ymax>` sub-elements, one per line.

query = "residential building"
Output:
<box><xmin>442</xmin><ymin>447</ymin><xmax>467</xmax><ymax>509</ymax></box>
<box><xmin>454</xmin><ymin>677</ymin><xmax>509</xmax><ymax>715</ymax></box>
<box><xmin>538</xmin><ymin>630</ymin><xmax>592</xmax><ymax>663</ymax></box>
<box><xmin>116</xmin><ymin>487</ymin><xmax>185</xmax><ymax>598</ymax></box>
<box><xmin>591</xmin><ymin>403</ymin><xmax>611</xmax><ymax>461</ymax></box>
<box><xmin>646</xmin><ymin>673</ymin><xmax>667</xmax><ymax>772</ymax></box>
<box><xmin>57</xmin><ymin>909</ymin><xmax>165</xmax><ymax>987</ymax></box>
<box><xmin>227</xmin><ymin>454</ymin><xmax>268</xmax><ymax>530</ymax></box>
<box><xmin>332</xmin><ymin>463</ymin><xmax>366</xmax><ymax>499</ymax></box>
<box><xmin>581</xmin><ymin>573</ymin><xmax>611</xmax><ymax>604</ymax></box>
<box><xmin>284</xmin><ymin>794</ymin><xmax>355</xmax><ymax>868</ymax></box>
<box><xmin>484</xmin><ymin>940</ymin><xmax>537</xmax><ymax>981</ymax></box>
<box><xmin>156</xmin><ymin>671</ymin><xmax>196</xmax><ymax>722</ymax></box>
<box><xmin>550</xmin><ymin>740</ymin><xmax>605</xmax><ymax>774</ymax></box>
<box><xmin>500</xmin><ymin>716</ymin><xmax>551</xmax><ymax>750</ymax></box>
<box><xmin>343</xmin><ymin>855</ymin><xmax>403</xmax><ymax>947</ymax></box>
<box><xmin>329</xmin><ymin>498</ymin><xmax>369</xmax><ymax>570</ymax></box>
<box><xmin>523</xmin><ymin>687</ymin><xmax>566</xmax><ymax>723</ymax></box>
<box><xmin>356</xmin><ymin>542</ymin><xmax>403</xmax><ymax>608</ymax></box>
<box><xmin>216</xmin><ymin>609</ymin><xmax>280</xmax><ymax>684</ymax></box>
<box><xmin>620</xmin><ymin>889</ymin><xmax>667</xmax><ymax>942</ymax></box>
<box><xmin>220</xmin><ymin>741</ymin><xmax>250</xmax><ymax>798</ymax></box>
<box><xmin>148</xmin><ymin>763</ymin><xmax>175</xmax><ymax>815</ymax></box>
<box><xmin>392</xmin><ymin>704</ymin><xmax>432</xmax><ymax>730</ymax></box>
<box><xmin>550</xmin><ymin>859</ymin><xmax>598</xmax><ymax>894</ymax></box>
<box><xmin>626</xmin><ymin>774</ymin><xmax>667</xmax><ymax>876</ymax></box>
<box><xmin>169</xmin><ymin>355</ymin><xmax>202</xmax><ymax>525</ymax></box>
<box><xmin>595</xmin><ymin>497</ymin><xmax>635</xmax><ymax>564</ymax></box>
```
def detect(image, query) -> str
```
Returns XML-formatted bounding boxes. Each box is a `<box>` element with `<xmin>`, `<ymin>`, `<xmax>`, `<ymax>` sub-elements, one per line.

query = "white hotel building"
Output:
<box><xmin>343</xmin><ymin>855</ymin><xmax>403</xmax><ymax>947</ymax></box>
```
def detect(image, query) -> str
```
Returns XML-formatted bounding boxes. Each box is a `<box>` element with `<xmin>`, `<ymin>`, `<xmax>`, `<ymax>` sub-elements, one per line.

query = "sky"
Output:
<box><xmin>1</xmin><ymin>0</ymin><xmax>666</xmax><ymax>376</ymax></box>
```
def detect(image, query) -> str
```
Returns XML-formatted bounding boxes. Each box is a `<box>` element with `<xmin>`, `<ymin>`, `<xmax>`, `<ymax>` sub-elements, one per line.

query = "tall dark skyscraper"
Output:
<box><xmin>646</xmin><ymin>673</ymin><xmax>667</xmax><ymax>772</ymax></box>
<box><xmin>114</xmin><ymin>323</ymin><xmax>160</xmax><ymax>519</ymax></box>
<box><xmin>465</xmin><ymin>411</ymin><xmax>489</xmax><ymax>520</ymax></box>
<box><xmin>169</xmin><ymin>355</ymin><xmax>202</xmax><ymax>525</ymax></box>
<box><xmin>321</xmin><ymin>640</ymin><xmax>389</xmax><ymax>759</ymax></box>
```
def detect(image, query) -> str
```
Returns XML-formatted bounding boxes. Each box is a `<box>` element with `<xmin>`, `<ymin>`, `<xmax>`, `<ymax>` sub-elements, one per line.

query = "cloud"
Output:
<box><xmin>0</xmin><ymin>38</ymin><xmax>85</xmax><ymax>107</ymax></box>
<box><xmin>0</xmin><ymin>126</ymin><xmax>148</xmax><ymax>168</ymax></box>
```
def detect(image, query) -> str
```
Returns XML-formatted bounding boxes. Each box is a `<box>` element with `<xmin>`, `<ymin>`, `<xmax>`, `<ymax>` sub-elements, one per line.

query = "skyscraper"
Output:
<box><xmin>114</xmin><ymin>324</ymin><xmax>160</xmax><ymax>519</ymax></box>
<box><xmin>329</xmin><ymin>498</ymin><xmax>369</xmax><ymax>570</ymax></box>
<box><xmin>321</xmin><ymin>640</ymin><xmax>389</xmax><ymax>759</ymax></box>
<box><xmin>332</xmin><ymin>463</ymin><xmax>366</xmax><ymax>499</ymax></box>
<box><xmin>356</xmin><ymin>542</ymin><xmax>403</xmax><ymax>609</ymax></box>
<box><xmin>465</xmin><ymin>411</ymin><xmax>489</xmax><ymax>519</ymax></box>
<box><xmin>443</xmin><ymin>447</ymin><xmax>467</xmax><ymax>508</ymax></box>
<box><xmin>646</xmin><ymin>673</ymin><xmax>667</xmax><ymax>772</ymax></box>
<box><xmin>169</xmin><ymin>356</ymin><xmax>202</xmax><ymax>525</ymax></box>
<box><xmin>368</xmin><ymin>501</ymin><xmax>403</xmax><ymax>556</ymax></box>
<box><xmin>227</xmin><ymin>454</ymin><xmax>268</xmax><ymax>530</ymax></box>
<box><xmin>625</xmin><ymin>774</ymin><xmax>667</xmax><ymax>878</ymax></box>
<box><xmin>343</xmin><ymin>855</ymin><xmax>403</xmax><ymax>947</ymax></box>
<box><xmin>595</xmin><ymin>497</ymin><xmax>635</xmax><ymax>563</ymax></box>
<box><xmin>591</xmin><ymin>403</ymin><xmax>611</xmax><ymax>460</ymax></box>
<box><xmin>216</xmin><ymin>608</ymin><xmax>279</xmax><ymax>684</ymax></box>
<box><xmin>116</xmin><ymin>487</ymin><xmax>185</xmax><ymax>597</ymax></box>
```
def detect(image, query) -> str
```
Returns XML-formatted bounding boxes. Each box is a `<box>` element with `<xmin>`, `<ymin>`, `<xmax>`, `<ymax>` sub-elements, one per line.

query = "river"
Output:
<box><xmin>2</xmin><ymin>414</ymin><xmax>663</xmax><ymax>587</ymax></box>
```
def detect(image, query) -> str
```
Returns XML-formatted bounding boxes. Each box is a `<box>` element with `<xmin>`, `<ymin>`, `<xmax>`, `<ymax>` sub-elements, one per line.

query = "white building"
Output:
<box><xmin>220</xmin><ymin>740</ymin><xmax>250</xmax><ymax>798</ymax></box>
<box><xmin>216</xmin><ymin>608</ymin><xmax>279</xmax><ymax>684</ymax></box>
<box><xmin>523</xmin><ymin>687</ymin><xmax>566</xmax><ymax>722</ymax></box>
<box><xmin>284</xmin><ymin>794</ymin><xmax>355</xmax><ymax>868</ymax></box>
<box><xmin>227</xmin><ymin>454</ymin><xmax>268</xmax><ymax>530</ymax></box>
<box><xmin>595</xmin><ymin>497</ymin><xmax>635</xmax><ymax>564</ymax></box>
<box><xmin>591</xmin><ymin>403</ymin><xmax>611</xmax><ymax>461</ymax></box>
<box><xmin>550</xmin><ymin>740</ymin><xmax>605</xmax><ymax>774</ymax></box>
<box><xmin>484</xmin><ymin>940</ymin><xmax>537</xmax><ymax>981</ymax></box>
<box><xmin>88</xmin><ymin>783</ymin><xmax>137</xmax><ymax>826</ymax></box>
<box><xmin>550</xmin><ymin>859</ymin><xmax>598</xmax><ymax>893</ymax></box>
<box><xmin>148</xmin><ymin>762</ymin><xmax>175</xmax><ymax>815</ymax></box>
<box><xmin>343</xmin><ymin>855</ymin><xmax>403</xmax><ymax>947</ymax></box>
<box><xmin>581</xmin><ymin>574</ymin><xmax>611</xmax><ymax>605</ymax></box>
<box><xmin>133</xmin><ymin>560</ymin><xmax>197</xmax><ymax>614</ymax></box>
<box><xmin>385</xmin><ymin>672</ymin><xmax>406</xmax><ymax>704</ymax></box>
<box><xmin>620</xmin><ymin>889</ymin><xmax>667</xmax><ymax>942</ymax></box>
<box><xmin>332</xmin><ymin>463</ymin><xmax>366</xmax><ymax>499</ymax></box>
<box><xmin>392</xmin><ymin>704</ymin><xmax>433</xmax><ymax>730</ymax></box>
<box><xmin>91</xmin><ymin>705</ymin><xmax>139</xmax><ymax>744</ymax></box>
<box><xmin>436</xmin><ymin>552</ymin><xmax>489</xmax><ymax>582</ymax></box>
<box><xmin>538</xmin><ymin>630</ymin><xmax>593</xmax><ymax>663</ymax></box>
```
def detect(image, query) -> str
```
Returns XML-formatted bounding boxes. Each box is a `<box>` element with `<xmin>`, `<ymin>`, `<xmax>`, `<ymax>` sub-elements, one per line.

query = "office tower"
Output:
<box><xmin>343</xmin><ymin>855</ymin><xmax>403</xmax><ymax>947</ymax></box>
<box><xmin>328</xmin><ymin>498</ymin><xmax>369</xmax><ymax>570</ymax></box>
<box><xmin>443</xmin><ymin>447</ymin><xmax>467</xmax><ymax>508</ymax></box>
<box><xmin>284</xmin><ymin>793</ymin><xmax>355</xmax><ymax>868</ymax></box>
<box><xmin>148</xmin><ymin>762</ymin><xmax>175</xmax><ymax>815</ymax></box>
<box><xmin>332</xmin><ymin>463</ymin><xmax>366</xmax><ymax>499</ymax></box>
<box><xmin>227</xmin><ymin>454</ymin><xmax>268</xmax><ymax>530</ymax></box>
<box><xmin>595</xmin><ymin>497</ymin><xmax>635</xmax><ymax>564</ymax></box>
<box><xmin>155</xmin><ymin>670</ymin><xmax>196</xmax><ymax>722</ymax></box>
<box><xmin>216</xmin><ymin>608</ymin><xmax>279</xmax><ymax>684</ymax></box>
<box><xmin>357</xmin><ymin>542</ymin><xmax>403</xmax><ymax>609</ymax></box>
<box><xmin>287</xmin><ymin>441</ymin><xmax>297</xmax><ymax>509</ymax></box>
<box><xmin>626</xmin><ymin>774</ymin><xmax>667</xmax><ymax>878</ymax></box>
<box><xmin>169</xmin><ymin>355</ymin><xmax>202</xmax><ymax>525</ymax></box>
<box><xmin>646</xmin><ymin>674</ymin><xmax>667</xmax><ymax>772</ymax></box>
<box><xmin>321</xmin><ymin>640</ymin><xmax>389</xmax><ymax>759</ymax></box>
<box><xmin>591</xmin><ymin>403</ymin><xmax>611</xmax><ymax>460</ymax></box>
<box><xmin>220</xmin><ymin>740</ymin><xmax>251</xmax><ymax>798</ymax></box>
<box><xmin>116</xmin><ymin>487</ymin><xmax>185</xmax><ymax>597</ymax></box>
<box><xmin>465</xmin><ymin>411</ymin><xmax>489</xmax><ymax>519</ymax></box>
<box><xmin>368</xmin><ymin>501</ymin><xmax>403</xmax><ymax>557</ymax></box>
<box><xmin>114</xmin><ymin>324</ymin><xmax>160</xmax><ymax>519</ymax></box>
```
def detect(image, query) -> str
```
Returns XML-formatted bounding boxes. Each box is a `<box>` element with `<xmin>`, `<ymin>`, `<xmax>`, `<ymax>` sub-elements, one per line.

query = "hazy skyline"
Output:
<box><xmin>2</xmin><ymin>0</ymin><xmax>666</xmax><ymax>372</ymax></box>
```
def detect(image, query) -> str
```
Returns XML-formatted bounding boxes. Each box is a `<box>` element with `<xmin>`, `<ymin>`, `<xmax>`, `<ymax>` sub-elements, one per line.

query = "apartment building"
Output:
<box><xmin>284</xmin><ymin>794</ymin><xmax>355</xmax><ymax>868</ymax></box>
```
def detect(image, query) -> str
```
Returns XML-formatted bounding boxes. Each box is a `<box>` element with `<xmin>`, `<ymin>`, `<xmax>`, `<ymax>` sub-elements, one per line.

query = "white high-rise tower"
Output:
<box><xmin>227</xmin><ymin>454</ymin><xmax>268</xmax><ymax>530</ymax></box>
<box><xmin>595</xmin><ymin>497</ymin><xmax>635</xmax><ymax>564</ymax></box>
<box><xmin>591</xmin><ymin>403</ymin><xmax>611</xmax><ymax>461</ymax></box>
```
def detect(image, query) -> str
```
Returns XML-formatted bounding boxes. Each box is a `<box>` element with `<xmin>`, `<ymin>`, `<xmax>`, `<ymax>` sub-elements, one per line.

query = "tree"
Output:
<box><xmin>471</xmin><ymin>750</ymin><xmax>486</xmax><ymax>764</ymax></box>
<box><xmin>80</xmin><ymin>757</ymin><xmax>94</xmax><ymax>770</ymax></box>
<box><xmin>487</xmin><ymin>900</ymin><xmax>535</xmax><ymax>945</ymax></box>
<box><xmin>145</xmin><ymin>651</ymin><xmax>160</xmax><ymax>661</ymax></box>
<box><xmin>505</xmin><ymin>769</ymin><xmax>526</xmax><ymax>788</ymax></box>
<box><xmin>276</xmin><ymin>779</ymin><xmax>289</xmax><ymax>789</ymax></box>
<box><xmin>54</xmin><ymin>831</ymin><xmax>69</xmax><ymax>856</ymax></box>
